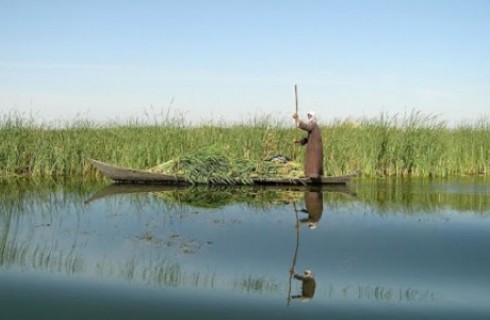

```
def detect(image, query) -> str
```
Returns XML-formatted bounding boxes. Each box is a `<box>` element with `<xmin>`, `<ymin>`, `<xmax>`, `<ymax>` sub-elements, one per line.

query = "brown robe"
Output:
<box><xmin>300</xmin><ymin>190</ymin><xmax>324</xmax><ymax>224</ymax></box>
<box><xmin>298</xmin><ymin>120</ymin><xmax>324</xmax><ymax>177</ymax></box>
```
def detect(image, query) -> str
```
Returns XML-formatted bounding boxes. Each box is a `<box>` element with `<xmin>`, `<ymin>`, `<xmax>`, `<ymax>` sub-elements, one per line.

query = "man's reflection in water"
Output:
<box><xmin>298</xmin><ymin>189</ymin><xmax>323</xmax><ymax>230</ymax></box>
<box><xmin>291</xmin><ymin>269</ymin><xmax>316</xmax><ymax>302</ymax></box>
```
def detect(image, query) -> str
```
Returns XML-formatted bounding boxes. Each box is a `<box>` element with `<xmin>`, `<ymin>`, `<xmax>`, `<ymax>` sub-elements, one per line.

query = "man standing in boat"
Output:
<box><xmin>292</xmin><ymin>111</ymin><xmax>324</xmax><ymax>178</ymax></box>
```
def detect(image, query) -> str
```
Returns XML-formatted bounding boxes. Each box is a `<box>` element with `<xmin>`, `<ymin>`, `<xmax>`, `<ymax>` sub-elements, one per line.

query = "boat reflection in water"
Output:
<box><xmin>85</xmin><ymin>183</ymin><xmax>355</xmax><ymax>209</ymax></box>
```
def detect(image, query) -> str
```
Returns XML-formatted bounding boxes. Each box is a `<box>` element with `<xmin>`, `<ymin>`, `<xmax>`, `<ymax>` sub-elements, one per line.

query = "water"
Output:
<box><xmin>1</xmin><ymin>178</ymin><xmax>489</xmax><ymax>319</ymax></box>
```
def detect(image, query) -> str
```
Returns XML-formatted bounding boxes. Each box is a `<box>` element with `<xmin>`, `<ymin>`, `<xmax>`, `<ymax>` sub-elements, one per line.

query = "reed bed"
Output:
<box><xmin>1</xmin><ymin>111</ymin><xmax>489</xmax><ymax>179</ymax></box>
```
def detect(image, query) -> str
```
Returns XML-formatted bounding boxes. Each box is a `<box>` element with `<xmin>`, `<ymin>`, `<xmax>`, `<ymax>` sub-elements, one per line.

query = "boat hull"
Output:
<box><xmin>85</xmin><ymin>157</ymin><xmax>356</xmax><ymax>186</ymax></box>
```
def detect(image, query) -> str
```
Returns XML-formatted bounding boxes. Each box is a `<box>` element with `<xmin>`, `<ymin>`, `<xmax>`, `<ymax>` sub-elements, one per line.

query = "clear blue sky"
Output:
<box><xmin>1</xmin><ymin>0</ymin><xmax>489</xmax><ymax>125</ymax></box>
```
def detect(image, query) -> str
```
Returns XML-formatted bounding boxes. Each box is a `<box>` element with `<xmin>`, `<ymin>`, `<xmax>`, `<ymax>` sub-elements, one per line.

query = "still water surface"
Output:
<box><xmin>1</xmin><ymin>178</ymin><xmax>489</xmax><ymax>319</ymax></box>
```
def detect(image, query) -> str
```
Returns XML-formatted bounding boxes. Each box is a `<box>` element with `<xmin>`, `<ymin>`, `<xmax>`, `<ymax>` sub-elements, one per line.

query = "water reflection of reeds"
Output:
<box><xmin>353</xmin><ymin>177</ymin><xmax>490</xmax><ymax>214</ymax></box>
<box><xmin>2</xmin><ymin>239</ymin><xmax>85</xmax><ymax>275</ymax></box>
<box><xmin>3</xmin><ymin>178</ymin><xmax>490</xmax><ymax>215</ymax></box>
<box><xmin>0</xmin><ymin>179</ymin><xmax>96</xmax><ymax>215</ymax></box>
<box><xmin>321</xmin><ymin>283</ymin><xmax>439</xmax><ymax>303</ymax></box>
<box><xmin>0</xmin><ymin>178</ymin><xmax>485</xmax><ymax>307</ymax></box>
<box><xmin>96</xmin><ymin>257</ymin><xmax>218</xmax><ymax>289</ymax></box>
<box><xmin>358</xmin><ymin>285</ymin><xmax>438</xmax><ymax>303</ymax></box>
<box><xmin>1</xmin><ymin>207</ymin><xmax>442</xmax><ymax>306</ymax></box>
<box><xmin>0</xmin><ymin>223</ymin><xmax>441</xmax><ymax>306</ymax></box>
<box><xmin>233</xmin><ymin>275</ymin><xmax>280</xmax><ymax>294</ymax></box>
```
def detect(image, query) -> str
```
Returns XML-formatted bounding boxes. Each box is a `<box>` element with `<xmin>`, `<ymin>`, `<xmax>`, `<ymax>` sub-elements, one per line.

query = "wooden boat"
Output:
<box><xmin>85</xmin><ymin>157</ymin><xmax>357</xmax><ymax>186</ymax></box>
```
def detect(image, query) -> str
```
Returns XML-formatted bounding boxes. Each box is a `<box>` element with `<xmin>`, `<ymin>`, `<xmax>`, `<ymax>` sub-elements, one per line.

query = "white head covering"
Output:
<box><xmin>307</xmin><ymin>111</ymin><xmax>316</xmax><ymax>124</ymax></box>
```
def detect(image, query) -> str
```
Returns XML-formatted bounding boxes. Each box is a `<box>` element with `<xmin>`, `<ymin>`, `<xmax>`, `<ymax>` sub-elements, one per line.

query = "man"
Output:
<box><xmin>292</xmin><ymin>111</ymin><xmax>324</xmax><ymax>178</ymax></box>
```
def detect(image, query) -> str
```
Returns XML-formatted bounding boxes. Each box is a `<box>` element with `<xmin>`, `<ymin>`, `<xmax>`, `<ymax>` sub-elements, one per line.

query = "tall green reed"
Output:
<box><xmin>1</xmin><ymin>111</ymin><xmax>489</xmax><ymax>179</ymax></box>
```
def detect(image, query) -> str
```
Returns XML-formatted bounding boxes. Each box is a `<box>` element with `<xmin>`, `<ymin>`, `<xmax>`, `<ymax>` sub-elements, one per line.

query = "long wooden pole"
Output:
<box><xmin>293</xmin><ymin>84</ymin><xmax>299</xmax><ymax>159</ymax></box>
<box><xmin>295</xmin><ymin>84</ymin><xmax>299</xmax><ymax>118</ymax></box>
<box><xmin>287</xmin><ymin>202</ymin><xmax>301</xmax><ymax>306</ymax></box>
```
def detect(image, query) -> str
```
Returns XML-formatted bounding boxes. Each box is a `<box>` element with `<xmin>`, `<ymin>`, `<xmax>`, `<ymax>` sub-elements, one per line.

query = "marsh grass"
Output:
<box><xmin>1</xmin><ymin>111</ymin><xmax>489</xmax><ymax>179</ymax></box>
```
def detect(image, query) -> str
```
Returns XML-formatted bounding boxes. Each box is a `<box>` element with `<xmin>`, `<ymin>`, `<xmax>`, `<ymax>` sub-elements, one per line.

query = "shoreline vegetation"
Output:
<box><xmin>1</xmin><ymin>110</ymin><xmax>489</xmax><ymax>179</ymax></box>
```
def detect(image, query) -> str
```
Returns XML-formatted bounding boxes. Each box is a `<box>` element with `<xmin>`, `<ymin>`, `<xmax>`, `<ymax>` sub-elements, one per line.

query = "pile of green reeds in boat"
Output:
<box><xmin>149</xmin><ymin>146</ymin><xmax>303</xmax><ymax>185</ymax></box>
